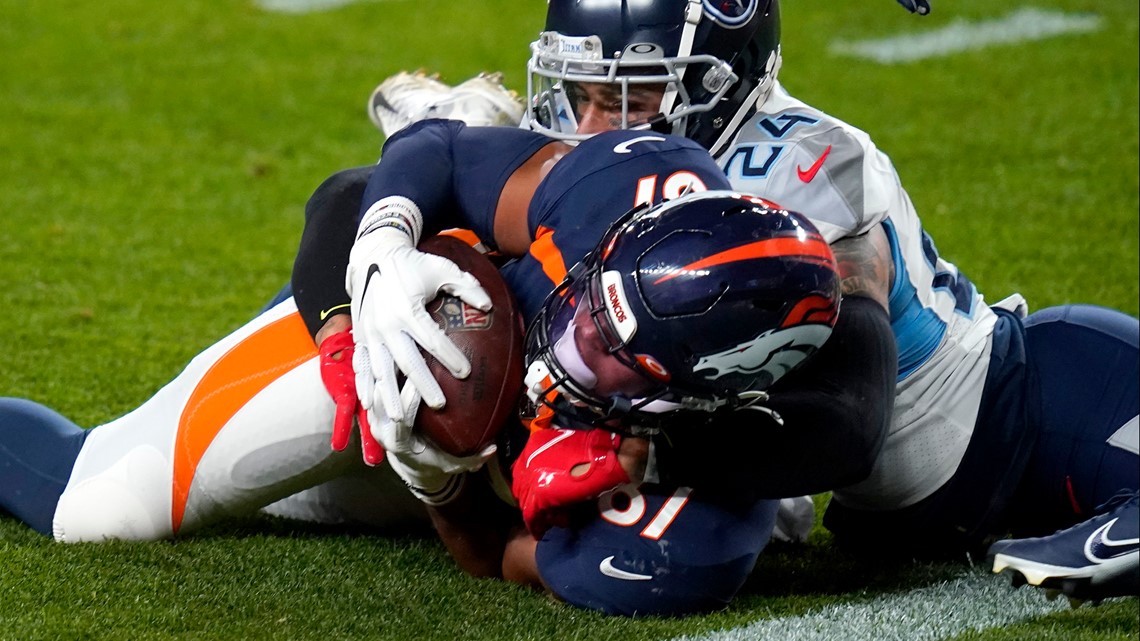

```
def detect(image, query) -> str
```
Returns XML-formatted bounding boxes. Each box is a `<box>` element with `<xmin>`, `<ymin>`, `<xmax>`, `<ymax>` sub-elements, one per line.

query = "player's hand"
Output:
<box><xmin>511</xmin><ymin>428</ymin><xmax>629</xmax><ymax>539</ymax></box>
<box><xmin>378</xmin><ymin>383</ymin><xmax>497</xmax><ymax>505</ymax></box>
<box><xmin>896</xmin><ymin>0</ymin><xmax>930</xmax><ymax>14</ymax></box>
<box><xmin>319</xmin><ymin>329</ymin><xmax>384</xmax><ymax>466</ymax></box>
<box><xmin>346</xmin><ymin>197</ymin><xmax>492</xmax><ymax>422</ymax></box>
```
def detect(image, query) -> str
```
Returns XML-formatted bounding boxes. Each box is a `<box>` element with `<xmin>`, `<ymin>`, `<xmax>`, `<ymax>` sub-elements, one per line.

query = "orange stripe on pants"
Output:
<box><xmin>171</xmin><ymin>312</ymin><xmax>318</xmax><ymax>533</ymax></box>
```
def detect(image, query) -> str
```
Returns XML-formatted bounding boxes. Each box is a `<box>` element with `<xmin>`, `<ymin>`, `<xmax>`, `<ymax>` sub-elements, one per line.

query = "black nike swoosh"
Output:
<box><xmin>359</xmin><ymin>264</ymin><xmax>381</xmax><ymax>303</ymax></box>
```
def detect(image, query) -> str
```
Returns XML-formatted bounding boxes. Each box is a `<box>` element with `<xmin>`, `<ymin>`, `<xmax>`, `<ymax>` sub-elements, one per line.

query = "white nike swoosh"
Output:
<box><xmin>524</xmin><ymin>429</ymin><xmax>576</xmax><ymax>467</ymax></box>
<box><xmin>613</xmin><ymin>135</ymin><xmax>667</xmax><ymax>154</ymax></box>
<box><xmin>1083</xmin><ymin>517</ymin><xmax>1140</xmax><ymax>563</ymax></box>
<box><xmin>599</xmin><ymin>555</ymin><xmax>652</xmax><ymax>581</ymax></box>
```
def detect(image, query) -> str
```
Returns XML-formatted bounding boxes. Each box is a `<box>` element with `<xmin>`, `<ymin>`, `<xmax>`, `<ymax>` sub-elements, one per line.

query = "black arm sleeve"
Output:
<box><xmin>653</xmin><ymin>296</ymin><xmax>897</xmax><ymax>499</ymax></box>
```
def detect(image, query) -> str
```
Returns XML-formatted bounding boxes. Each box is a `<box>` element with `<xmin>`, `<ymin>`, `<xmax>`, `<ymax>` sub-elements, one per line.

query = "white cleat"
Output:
<box><xmin>367</xmin><ymin>70</ymin><xmax>453</xmax><ymax>137</ymax></box>
<box><xmin>445</xmin><ymin>71</ymin><xmax>525</xmax><ymax>128</ymax></box>
<box><xmin>367</xmin><ymin>70</ymin><xmax>524</xmax><ymax>138</ymax></box>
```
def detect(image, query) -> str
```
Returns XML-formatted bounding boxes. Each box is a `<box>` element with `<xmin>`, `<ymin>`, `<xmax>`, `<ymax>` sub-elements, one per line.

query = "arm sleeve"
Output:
<box><xmin>653</xmin><ymin>296</ymin><xmax>897</xmax><ymax>498</ymax></box>
<box><xmin>291</xmin><ymin>165</ymin><xmax>373</xmax><ymax>337</ymax></box>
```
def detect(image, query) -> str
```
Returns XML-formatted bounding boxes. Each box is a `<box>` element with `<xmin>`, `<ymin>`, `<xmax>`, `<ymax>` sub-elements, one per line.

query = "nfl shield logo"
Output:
<box><xmin>433</xmin><ymin>295</ymin><xmax>492</xmax><ymax>331</ymax></box>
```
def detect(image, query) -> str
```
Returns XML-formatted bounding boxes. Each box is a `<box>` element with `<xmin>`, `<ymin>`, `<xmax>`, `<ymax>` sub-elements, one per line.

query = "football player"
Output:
<box><xmin>291</xmin><ymin>122</ymin><xmax>897</xmax><ymax>615</ymax></box>
<box><xmin>271</xmin><ymin>0</ymin><xmax>931</xmax><ymax>540</ymax></box>
<box><xmin>346</xmin><ymin>0</ymin><xmax>1138</xmax><ymax>604</ymax></box>
<box><xmin>0</xmin><ymin>126</ymin><xmax>895</xmax><ymax>617</ymax></box>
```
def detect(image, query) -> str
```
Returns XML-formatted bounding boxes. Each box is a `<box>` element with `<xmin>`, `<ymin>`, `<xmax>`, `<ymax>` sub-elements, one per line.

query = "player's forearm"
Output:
<box><xmin>314</xmin><ymin>314</ymin><xmax>351</xmax><ymax>347</ymax></box>
<box><xmin>426</xmin><ymin>474</ymin><xmax>516</xmax><ymax>579</ymax></box>
<box><xmin>654</xmin><ymin>296</ymin><xmax>896</xmax><ymax>497</ymax></box>
<box><xmin>745</xmin><ymin>295</ymin><xmax>897</xmax><ymax>494</ymax></box>
<box><xmin>292</xmin><ymin>167</ymin><xmax>371</xmax><ymax>338</ymax></box>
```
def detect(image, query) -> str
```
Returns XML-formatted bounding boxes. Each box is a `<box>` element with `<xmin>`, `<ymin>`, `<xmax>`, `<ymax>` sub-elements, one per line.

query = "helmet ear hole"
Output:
<box><xmin>751</xmin><ymin>298</ymin><xmax>783</xmax><ymax>313</ymax></box>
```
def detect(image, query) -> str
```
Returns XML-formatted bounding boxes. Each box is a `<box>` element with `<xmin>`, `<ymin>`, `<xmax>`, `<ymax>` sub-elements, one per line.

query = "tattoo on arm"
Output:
<box><xmin>830</xmin><ymin>226</ymin><xmax>894</xmax><ymax>311</ymax></box>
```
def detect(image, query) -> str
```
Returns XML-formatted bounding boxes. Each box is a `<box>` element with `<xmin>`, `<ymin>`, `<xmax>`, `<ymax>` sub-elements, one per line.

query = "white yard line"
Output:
<box><xmin>254</xmin><ymin>0</ymin><xmax>395</xmax><ymax>14</ymax></box>
<box><xmin>668</xmin><ymin>568</ymin><xmax>1073</xmax><ymax>641</ymax></box>
<box><xmin>831</xmin><ymin>8</ymin><xmax>1104</xmax><ymax>64</ymax></box>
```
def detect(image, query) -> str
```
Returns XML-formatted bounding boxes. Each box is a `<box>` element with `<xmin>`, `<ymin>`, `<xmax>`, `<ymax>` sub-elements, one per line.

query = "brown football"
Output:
<box><xmin>414</xmin><ymin>234</ymin><xmax>524</xmax><ymax>457</ymax></box>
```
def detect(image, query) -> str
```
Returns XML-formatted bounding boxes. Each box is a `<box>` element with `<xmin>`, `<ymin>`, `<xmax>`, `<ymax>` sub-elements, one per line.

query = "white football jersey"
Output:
<box><xmin>716</xmin><ymin>82</ymin><xmax>1000</xmax><ymax>510</ymax></box>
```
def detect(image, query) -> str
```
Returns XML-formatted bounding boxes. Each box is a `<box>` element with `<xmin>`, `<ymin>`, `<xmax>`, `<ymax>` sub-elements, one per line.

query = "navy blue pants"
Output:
<box><xmin>1006</xmin><ymin>304</ymin><xmax>1139</xmax><ymax>534</ymax></box>
<box><xmin>825</xmin><ymin>304</ymin><xmax>1138</xmax><ymax>556</ymax></box>
<box><xmin>0</xmin><ymin>398</ymin><xmax>88</xmax><ymax>535</ymax></box>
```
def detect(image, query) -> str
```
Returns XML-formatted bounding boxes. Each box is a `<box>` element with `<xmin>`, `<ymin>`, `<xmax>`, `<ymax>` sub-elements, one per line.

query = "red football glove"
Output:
<box><xmin>511</xmin><ymin>427</ymin><xmax>630</xmax><ymax>539</ymax></box>
<box><xmin>319</xmin><ymin>330</ymin><xmax>384</xmax><ymax>466</ymax></box>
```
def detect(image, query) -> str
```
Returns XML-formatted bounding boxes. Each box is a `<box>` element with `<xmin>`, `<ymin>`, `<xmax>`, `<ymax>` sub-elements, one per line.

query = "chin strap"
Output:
<box><xmin>736</xmin><ymin>390</ymin><xmax>784</xmax><ymax>426</ymax></box>
<box><xmin>660</xmin><ymin>0</ymin><xmax>705</xmax><ymax>120</ymax></box>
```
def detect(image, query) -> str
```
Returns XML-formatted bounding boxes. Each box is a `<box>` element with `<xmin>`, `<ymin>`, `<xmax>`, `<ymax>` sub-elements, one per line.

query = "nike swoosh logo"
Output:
<box><xmin>319</xmin><ymin>303</ymin><xmax>351</xmax><ymax>321</ymax></box>
<box><xmin>599</xmin><ymin>556</ymin><xmax>652</xmax><ymax>581</ymax></box>
<box><xmin>358</xmin><ymin>264</ymin><xmax>381</xmax><ymax>306</ymax></box>
<box><xmin>1084</xmin><ymin>517</ymin><xmax>1140</xmax><ymax>563</ymax></box>
<box><xmin>796</xmin><ymin>144</ymin><xmax>832</xmax><ymax>182</ymax></box>
<box><xmin>524</xmin><ymin>429</ymin><xmax>576</xmax><ymax>467</ymax></box>
<box><xmin>613</xmin><ymin>135</ymin><xmax>667</xmax><ymax>154</ymax></box>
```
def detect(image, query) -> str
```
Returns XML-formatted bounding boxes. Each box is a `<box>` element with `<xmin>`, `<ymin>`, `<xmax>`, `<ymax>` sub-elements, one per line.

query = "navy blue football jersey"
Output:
<box><xmin>500</xmin><ymin>130</ymin><xmax>732</xmax><ymax>323</ymax></box>
<box><xmin>359</xmin><ymin>122</ymin><xmax>729</xmax><ymax>325</ymax></box>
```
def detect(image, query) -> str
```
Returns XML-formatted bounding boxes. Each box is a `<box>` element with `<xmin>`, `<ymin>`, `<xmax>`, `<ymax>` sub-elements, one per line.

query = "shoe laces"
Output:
<box><xmin>1094</xmin><ymin>488</ymin><xmax>1139</xmax><ymax>515</ymax></box>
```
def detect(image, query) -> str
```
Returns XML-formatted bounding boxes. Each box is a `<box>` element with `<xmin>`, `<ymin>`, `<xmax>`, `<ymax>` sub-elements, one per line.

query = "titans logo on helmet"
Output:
<box><xmin>703</xmin><ymin>0</ymin><xmax>757</xmax><ymax>27</ymax></box>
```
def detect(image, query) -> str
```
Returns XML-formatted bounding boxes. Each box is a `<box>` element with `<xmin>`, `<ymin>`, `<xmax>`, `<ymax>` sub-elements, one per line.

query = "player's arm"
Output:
<box><xmin>348</xmin><ymin>121</ymin><xmax>563</xmax><ymax>420</ymax></box>
<box><xmin>292</xmin><ymin>167</ymin><xmax>374</xmax><ymax>339</ymax></box>
<box><xmin>831</xmin><ymin>224</ymin><xmax>894</xmax><ymax>310</ymax></box>
<box><xmin>422</xmin><ymin>471</ymin><xmax>521</xmax><ymax>579</ymax></box>
<box><xmin>654</xmin><ymin>227</ymin><xmax>897</xmax><ymax>497</ymax></box>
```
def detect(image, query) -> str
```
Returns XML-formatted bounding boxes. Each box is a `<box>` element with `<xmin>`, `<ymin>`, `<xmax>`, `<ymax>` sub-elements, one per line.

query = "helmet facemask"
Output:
<box><xmin>525</xmin><ymin>30</ymin><xmax>738</xmax><ymax>143</ymax></box>
<box><xmin>523</xmin><ymin>259</ymin><xmax>692</xmax><ymax>435</ymax></box>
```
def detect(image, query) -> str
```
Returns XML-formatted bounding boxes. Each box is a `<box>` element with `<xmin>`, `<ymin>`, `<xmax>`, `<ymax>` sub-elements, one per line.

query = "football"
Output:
<box><xmin>415</xmin><ymin>234</ymin><xmax>525</xmax><ymax>457</ymax></box>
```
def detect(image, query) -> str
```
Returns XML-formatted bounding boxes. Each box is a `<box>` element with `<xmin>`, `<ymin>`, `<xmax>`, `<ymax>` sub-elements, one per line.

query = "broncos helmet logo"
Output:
<box><xmin>693</xmin><ymin>323</ymin><xmax>831</xmax><ymax>388</ymax></box>
<box><xmin>694</xmin><ymin>293</ymin><xmax>838</xmax><ymax>388</ymax></box>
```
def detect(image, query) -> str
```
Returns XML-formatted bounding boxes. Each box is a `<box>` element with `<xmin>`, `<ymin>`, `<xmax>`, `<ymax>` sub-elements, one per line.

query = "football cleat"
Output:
<box><xmin>367</xmin><ymin>70</ymin><xmax>523</xmax><ymax>138</ymax></box>
<box><xmin>367</xmin><ymin>70</ymin><xmax>452</xmax><ymax>137</ymax></box>
<box><xmin>989</xmin><ymin>489</ymin><xmax>1139</xmax><ymax>605</ymax></box>
<box><xmin>447</xmin><ymin>72</ymin><xmax>525</xmax><ymax>128</ymax></box>
<box><xmin>771</xmin><ymin>495</ymin><xmax>815</xmax><ymax>544</ymax></box>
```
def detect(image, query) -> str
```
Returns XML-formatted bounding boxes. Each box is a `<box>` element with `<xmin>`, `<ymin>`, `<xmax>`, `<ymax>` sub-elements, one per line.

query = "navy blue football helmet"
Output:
<box><xmin>524</xmin><ymin>189</ymin><xmax>840</xmax><ymax>431</ymax></box>
<box><xmin>525</xmin><ymin>0</ymin><xmax>781</xmax><ymax>155</ymax></box>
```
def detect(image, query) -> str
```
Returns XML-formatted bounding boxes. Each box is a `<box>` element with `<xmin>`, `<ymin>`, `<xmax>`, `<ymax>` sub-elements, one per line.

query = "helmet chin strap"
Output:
<box><xmin>645</xmin><ymin>113</ymin><xmax>672</xmax><ymax>134</ymax></box>
<box><xmin>707</xmin><ymin>47</ymin><xmax>783</xmax><ymax>156</ymax></box>
<box><xmin>659</xmin><ymin>0</ymin><xmax>704</xmax><ymax>121</ymax></box>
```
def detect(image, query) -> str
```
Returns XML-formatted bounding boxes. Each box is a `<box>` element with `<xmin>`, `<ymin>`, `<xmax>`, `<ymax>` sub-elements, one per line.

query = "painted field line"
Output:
<box><xmin>831</xmin><ymin>8</ymin><xmax>1104</xmax><ymax>64</ymax></box>
<box><xmin>669</xmin><ymin>568</ymin><xmax>1073</xmax><ymax>641</ymax></box>
<box><xmin>255</xmin><ymin>0</ymin><xmax>399</xmax><ymax>14</ymax></box>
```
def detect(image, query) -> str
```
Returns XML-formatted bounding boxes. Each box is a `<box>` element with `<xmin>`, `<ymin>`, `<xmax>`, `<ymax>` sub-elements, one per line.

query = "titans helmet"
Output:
<box><xmin>524</xmin><ymin>189</ymin><xmax>840</xmax><ymax>431</ymax></box>
<box><xmin>525</xmin><ymin>0</ymin><xmax>781</xmax><ymax>155</ymax></box>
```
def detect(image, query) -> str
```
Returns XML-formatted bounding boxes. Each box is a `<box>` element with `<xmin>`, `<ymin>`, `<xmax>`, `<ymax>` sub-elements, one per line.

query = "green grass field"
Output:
<box><xmin>0</xmin><ymin>0</ymin><xmax>1137</xmax><ymax>639</ymax></box>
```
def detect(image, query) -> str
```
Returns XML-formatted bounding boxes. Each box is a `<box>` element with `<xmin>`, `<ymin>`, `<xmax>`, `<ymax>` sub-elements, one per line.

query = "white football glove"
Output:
<box><xmin>375</xmin><ymin>384</ymin><xmax>497</xmax><ymax>506</ymax></box>
<box><xmin>346</xmin><ymin>196</ymin><xmax>492</xmax><ymax>423</ymax></box>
